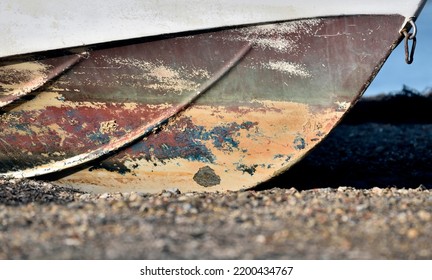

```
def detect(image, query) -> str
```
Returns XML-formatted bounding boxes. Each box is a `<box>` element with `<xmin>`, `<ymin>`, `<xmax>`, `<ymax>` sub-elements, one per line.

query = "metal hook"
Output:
<box><xmin>404</xmin><ymin>32</ymin><xmax>416</xmax><ymax>64</ymax></box>
<box><xmin>400</xmin><ymin>18</ymin><xmax>417</xmax><ymax>64</ymax></box>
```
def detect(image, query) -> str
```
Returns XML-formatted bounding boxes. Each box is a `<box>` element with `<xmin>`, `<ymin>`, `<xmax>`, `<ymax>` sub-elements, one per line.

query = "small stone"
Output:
<box><xmin>99</xmin><ymin>193</ymin><xmax>110</xmax><ymax>199</ymax></box>
<box><xmin>397</xmin><ymin>213</ymin><xmax>408</xmax><ymax>223</ymax></box>
<box><xmin>129</xmin><ymin>193</ymin><xmax>139</xmax><ymax>202</ymax></box>
<box><xmin>165</xmin><ymin>188</ymin><xmax>181</xmax><ymax>195</ymax></box>
<box><xmin>398</xmin><ymin>189</ymin><xmax>409</xmax><ymax>195</ymax></box>
<box><xmin>255</xmin><ymin>235</ymin><xmax>266</xmax><ymax>243</ymax></box>
<box><xmin>355</xmin><ymin>204</ymin><xmax>368</xmax><ymax>212</ymax></box>
<box><xmin>193</xmin><ymin>166</ymin><xmax>221</xmax><ymax>187</ymax></box>
<box><xmin>137</xmin><ymin>192</ymin><xmax>149</xmax><ymax>197</ymax></box>
<box><xmin>138</xmin><ymin>204</ymin><xmax>149</xmax><ymax>212</ymax></box>
<box><xmin>182</xmin><ymin>203</ymin><xmax>193</xmax><ymax>211</ymax></box>
<box><xmin>406</xmin><ymin>228</ymin><xmax>419</xmax><ymax>239</ymax></box>
<box><xmin>161</xmin><ymin>192</ymin><xmax>173</xmax><ymax>198</ymax></box>
<box><xmin>237</xmin><ymin>191</ymin><xmax>250</xmax><ymax>201</ymax></box>
<box><xmin>417</xmin><ymin>210</ymin><xmax>431</xmax><ymax>221</ymax></box>
<box><xmin>177</xmin><ymin>195</ymin><xmax>189</xmax><ymax>202</ymax></box>
<box><xmin>64</xmin><ymin>238</ymin><xmax>82</xmax><ymax>246</ymax></box>
<box><xmin>286</xmin><ymin>188</ymin><xmax>299</xmax><ymax>195</ymax></box>
<box><xmin>112</xmin><ymin>192</ymin><xmax>123</xmax><ymax>199</ymax></box>
<box><xmin>79</xmin><ymin>194</ymin><xmax>91</xmax><ymax>200</ymax></box>
<box><xmin>371</xmin><ymin>187</ymin><xmax>383</xmax><ymax>195</ymax></box>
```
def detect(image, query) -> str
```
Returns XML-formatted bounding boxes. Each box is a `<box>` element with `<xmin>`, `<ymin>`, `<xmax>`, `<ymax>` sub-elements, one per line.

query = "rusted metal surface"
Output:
<box><xmin>0</xmin><ymin>15</ymin><xmax>405</xmax><ymax>193</ymax></box>
<box><xmin>0</xmin><ymin>40</ymin><xmax>253</xmax><ymax>177</ymax></box>
<box><xmin>0</xmin><ymin>52</ymin><xmax>87</xmax><ymax>108</ymax></box>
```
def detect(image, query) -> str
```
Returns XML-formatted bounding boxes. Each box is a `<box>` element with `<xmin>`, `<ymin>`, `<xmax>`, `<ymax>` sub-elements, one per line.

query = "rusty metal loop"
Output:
<box><xmin>403</xmin><ymin>30</ymin><xmax>416</xmax><ymax>64</ymax></box>
<box><xmin>400</xmin><ymin>18</ymin><xmax>417</xmax><ymax>64</ymax></box>
<box><xmin>407</xmin><ymin>19</ymin><xmax>417</xmax><ymax>39</ymax></box>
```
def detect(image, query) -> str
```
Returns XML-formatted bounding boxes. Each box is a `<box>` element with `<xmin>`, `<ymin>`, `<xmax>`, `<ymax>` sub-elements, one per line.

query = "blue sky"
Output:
<box><xmin>364</xmin><ymin>1</ymin><xmax>432</xmax><ymax>96</ymax></box>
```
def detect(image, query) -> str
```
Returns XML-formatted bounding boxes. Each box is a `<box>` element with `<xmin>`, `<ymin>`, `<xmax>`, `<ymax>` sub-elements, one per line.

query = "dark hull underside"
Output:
<box><xmin>0</xmin><ymin>15</ymin><xmax>404</xmax><ymax>193</ymax></box>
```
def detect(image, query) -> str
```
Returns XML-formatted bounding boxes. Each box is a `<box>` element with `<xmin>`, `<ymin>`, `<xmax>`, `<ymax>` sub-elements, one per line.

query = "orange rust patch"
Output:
<box><xmin>56</xmin><ymin>100</ymin><xmax>346</xmax><ymax>193</ymax></box>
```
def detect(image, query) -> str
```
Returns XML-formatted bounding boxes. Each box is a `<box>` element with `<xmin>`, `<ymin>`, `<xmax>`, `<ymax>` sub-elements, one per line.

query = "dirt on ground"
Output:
<box><xmin>0</xmin><ymin>90</ymin><xmax>431</xmax><ymax>259</ymax></box>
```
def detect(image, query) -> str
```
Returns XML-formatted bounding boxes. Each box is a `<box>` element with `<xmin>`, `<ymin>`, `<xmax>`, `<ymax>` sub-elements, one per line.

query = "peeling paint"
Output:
<box><xmin>0</xmin><ymin>53</ymin><xmax>87</xmax><ymax>108</ymax></box>
<box><xmin>236</xmin><ymin>163</ymin><xmax>258</xmax><ymax>176</ymax></box>
<box><xmin>101</xmin><ymin>56</ymin><xmax>211</xmax><ymax>93</ymax></box>
<box><xmin>53</xmin><ymin>99</ymin><xmax>346</xmax><ymax>192</ymax></box>
<box><xmin>0</xmin><ymin>15</ymin><xmax>405</xmax><ymax>193</ymax></box>
<box><xmin>234</xmin><ymin>19</ymin><xmax>321</xmax><ymax>53</ymax></box>
<box><xmin>99</xmin><ymin>120</ymin><xmax>118</xmax><ymax>134</ymax></box>
<box><xmin>0</xmin><ymin>61</ymin><xmax>48</xmax><ymax>93</ymax></box>
<box><xmin>293</xmin><ymin>135</ymin><xmax>306</xmax><ymax>150</ymax></box>
<box><xmin>0</xmin><ymin>61</ymin><xmax>49</xmax><ymax>105</ymax></box>
<box><xmin>262</xmin><ymin>60</ymin><xmax>311</xmax><ymax>78</ymax></box>
<box><xmin>335</xmin><ymin>101</ymin><xmax>351</xmax><ymax>111</ymax></box>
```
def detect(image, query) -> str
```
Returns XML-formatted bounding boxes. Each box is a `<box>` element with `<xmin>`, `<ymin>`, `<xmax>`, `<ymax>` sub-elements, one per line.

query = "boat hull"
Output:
<box><xmin>0</xmin><ymin>15</ymin><xmax>405</xmax><ymax>192</ymax></box>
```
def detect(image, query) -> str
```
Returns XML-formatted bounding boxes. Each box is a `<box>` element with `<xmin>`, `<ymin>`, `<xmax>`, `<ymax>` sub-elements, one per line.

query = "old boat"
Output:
<box><xmin>0</xmin><ymin>0</ymin><xmax>426</xmax><ymax>193</ymax></box>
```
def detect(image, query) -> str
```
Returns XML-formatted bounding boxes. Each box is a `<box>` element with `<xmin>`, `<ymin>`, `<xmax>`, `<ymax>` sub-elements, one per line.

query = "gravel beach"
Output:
<box><xmin>1</xmin><ymin>93</ymin><xmax>431</xmax><ymax>259</ymax></box>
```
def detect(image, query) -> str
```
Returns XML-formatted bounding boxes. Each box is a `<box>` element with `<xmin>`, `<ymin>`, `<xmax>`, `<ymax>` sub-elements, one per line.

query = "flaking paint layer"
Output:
<box><xmin>57</xmin><ymin>101</ymin><xmax>345</xmax><ymax>193</ymax></box>
<box><xmin>0</xmin><ymin>15</ymin><xmax>405</xmax><ymax>193</ymax></box>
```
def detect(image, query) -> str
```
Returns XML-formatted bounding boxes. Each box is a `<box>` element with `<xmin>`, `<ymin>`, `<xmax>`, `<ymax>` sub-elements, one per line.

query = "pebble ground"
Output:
<box><xmin>0</xmin><ymin>178</ymin><xmax>430</xmax><ymax>259</ymax></box>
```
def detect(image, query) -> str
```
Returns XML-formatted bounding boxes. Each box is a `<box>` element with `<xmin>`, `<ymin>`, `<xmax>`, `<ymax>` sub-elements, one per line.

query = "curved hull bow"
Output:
<box><xmin>0</xmin><ymin>14</ymin><xmax>420</xmax><ymax>192</ymax></box>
